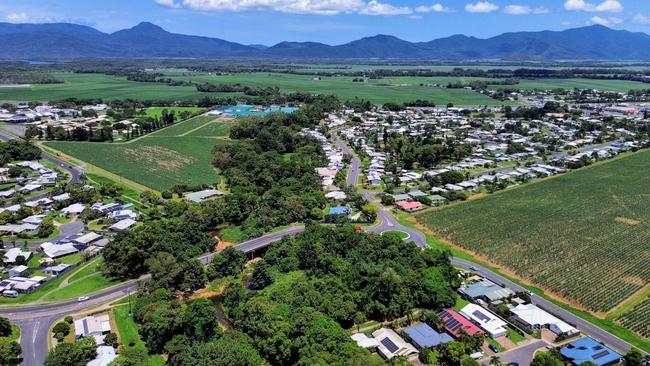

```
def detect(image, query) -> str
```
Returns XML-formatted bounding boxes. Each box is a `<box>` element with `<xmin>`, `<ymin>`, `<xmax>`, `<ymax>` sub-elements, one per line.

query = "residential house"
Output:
<box><xmin>40</xmin><ymin>242</ymin><xmax>79</xmax><ymax>259</ymax></box>
<box><xmin>395</xmin><ymin>200</ymin><xmax>423</xmax><ymax>212</ymax></box>
<box><xmin>403</xmin><ymin>323</ymin><xmax>453</xmax><ymax>349</ymax></box>
<box><xmin>350</xmin><ymin>333</ymin><xmax>380</xmax><ymax>349</ymax></box>
<box><xmin>183</xmin><ymin>189</ymin><xmax>225</xmax><ymax>204</ymax></box>
<box><xmin>438</xmin><ymin>309</ymin><xmax>484</xmax><ymax>338</ymax></box>
<box><xmin>8</xmin><ymin>265</ymin><xmax>28</xmax><ymax>277</ymax></box>
<box><xmin>3</xmin><ymin>248</ymin><xmax>33</xmax><ymax>264</ymax></box>
<box><xmin>510</xmin><ymin>304</ymin><xmax>578</xmax><ymax>337</ymax></box>
<box><xmin>459</xmin><ymin>304</ymin><xmax>508</xmax><ymax>338</ymax></box>
<box><xmin>372</xmin><ymin>328</ymin><xmax>418</xmax><ymax>360</ymax></box>
<box><xmin>88</xmin><ymin>346</ymin><xmax>118</xmax><ymax>366</ymax></box>
<box><xmin>108</xmin><ymin>219</ymin><xmax>136</xmax><ymax>232</ymax></box>
<box><xmin>459</xmin><ymin>279</ymin><xmax>516</xmax><ymax>304</ymax></box>
<box><xmin>560</xmin><ymin>337</ymin><xmax>621</xmax><ymax>366</ymax></box>
<box><xmin>43</xmin><ymin>263</ymin><xmax>72</xmax><ymax>277</ymax></box>
<box><xmin>75</xmin><ymin>314</ymin><xmax>112</xmax><ymax>344</ymax></box>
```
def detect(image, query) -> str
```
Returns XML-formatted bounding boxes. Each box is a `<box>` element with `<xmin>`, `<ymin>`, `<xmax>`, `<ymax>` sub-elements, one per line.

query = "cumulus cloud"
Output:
<box><xmin>359</xmin><ymin>1</ymin><xmax>412</xmax><ymax>15</ymax></box>
<box><xmin>632</xmin><ymin>13</ymin><xmax>650</xmax><ymax>25</ymax></box>
<box><xmin>156</xmin><ymin>0</ymin><xmax>182</xmax><ymax>8</ymax></box>
<box><xmin>502</xmin><ymin>5</ymin><xmax>549</xmax><ymax>15</ymax></box>
<box><xmin>465</xmin><ymin>1</ymin><xmax>499</xmax><ymax>13</ymax></box>
<box><xmin>564</xmin><ymin>0</ymin><xmax>622</xmax><ymax>13</ymax></box>
<box><xmin>415</xmin><ymin>3</ymin><xmax>452</xmax><ymax>13</ymax></box>
<box><xmin>175</xmin><ymin>0</ymin><xmax>414</xmax><ymax>16</ymax></box>
<box><xmin>590</xmin><ymin>15</ymin><xmax>622</xmax><ymax>26</ymax></box>
<box><xmin>4</xmin><ymin>12</ymin><xmax>31</xmax><ymax>23</ymax></box>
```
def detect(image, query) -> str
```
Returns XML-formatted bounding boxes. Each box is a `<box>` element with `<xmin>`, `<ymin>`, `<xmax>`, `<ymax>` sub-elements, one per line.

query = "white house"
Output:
<box><xmin>510</xmin><ymin>304</ymin><xmax>578</xmax><ymax>336</ymax></box>
<box><xmin>3</xmin><ymin>248</ymin><xmax>33</xmax><ymax>264</ymax></box>
<box><xmin>372</xmin><ymin>328</ymin><xmax>418</xmax><ymax>360</ymax></box>
<box><xmin>459</xmin><ymin>304</ymin><xmax>508</xmax><ymax>338</ymax></box>
<box><xmin>40</xmin><ymin>242</ymin><xmax>79</xmax><ymax>259</ymax></box>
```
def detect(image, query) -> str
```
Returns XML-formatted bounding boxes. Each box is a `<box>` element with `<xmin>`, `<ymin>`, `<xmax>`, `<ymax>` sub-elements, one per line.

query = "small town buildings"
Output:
<box><xmin>43</xmin><ymin>263</ymin><xmax>72</xmax><ymax>277</ymax></box>
<box><xmin>560</xmin><ymin>337</ymin><xmax>622</xmax><ymax>366</ymax></box>
<box><xmin>75</xmin><ymin>314</ymin><xmax>112</xmax><ymax>344</ymax></box>
<box><xmin>108</xmin><ymin>218</ymin><xmax>137</xmax><ymax>232</ymax></box>
<box><xmin>8</xmin><ymin>265</ymin><xmax>29</xmax><ymax>277</ymax></box>
<box><xmin>87</xmin><ymin>346</ymin><xmax>118</xmax><ymax>366</ymax></box>
<box><xmin>74</xmin><ymin>232</ymin><xmax>102</xmax><ymax>246</ymax></box>
<box><xmin>350</xmin><ymin>333</ymin><xmax>380</xmax><ymax>349</ymax></box>
<box><xmin>459</xmin><ymin>279</ymin><xmax>516</xmax><ymax>304</ymax></box>
<box><xmin>40</xmin><ymin>242</ymin><xmax>79</xmax><ymax>259</ymax></box>
<box><xmin>372</xmin><ymin>328</ymin><xmax>418</xmax><ymax>360</ymax></box>
<box><xmin>0</xmin><ymin>223</ymin><xmax>39</xmax><ymax>236</ymax></box>
<box><xmin>3</xmin><ymin>248</ymin><xmax>33</xmax><ymax>264</ymax></box>
<box><xmin>510</xmin><ymin>304</ymin><xmax>579</xmax><ymax>336</ymax></box>
<box><xmin>438</xmin><ymin>309</ymin><xmax>485</xmax><ymax>338</ymax></box>
<box><xmin>459</xmin><ymin>304</ymin><xmax>508</xmax><ymax>338</ymax></box>
<box><xmin>395</xmin><ymin>200</ymin><xmax>423</xmax><ymax>212</ymax></box>
<box><xmin>62</xmin><ymin>203</ymin><xmax>86</xmax><ymax>215</ymax></box>
<box><xmin>183</xmin><ymin>189</ymin><xmax>224</xmax><ymax>204</ymax></box>
<box><xmin>403</xmin><ymin>323</ymin><xmax>453</xmax><ymax>349</ymax></box>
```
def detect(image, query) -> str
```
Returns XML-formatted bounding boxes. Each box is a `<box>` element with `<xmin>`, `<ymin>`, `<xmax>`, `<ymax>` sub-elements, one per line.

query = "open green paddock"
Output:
<box><xmin>144</xmin><ymin>106</ymin><xmax>205</xmax><ymax>119</ymax></box>
<box><xmin>416</xmin><ymin>150</ymin><xmax>650</xmax><ymax>315</ymax></box>
<box><xmin>166</xmin><ymin>72</ymin><xmax>511</xmax><ymax>105</ymax></box>
<box><xmin>44</xmin><ymin>116</ymin><xmax>235</xmax><ymax>191</ymax></box>
<box><xmin>0</xmin><ymin>72</ymin><xmax>243</xmax><ymax>102</ymax></box>
<box><xmin>490</xmin><ymin>78</ymin><xmax>650</xmax><ymax>92</ymax></box>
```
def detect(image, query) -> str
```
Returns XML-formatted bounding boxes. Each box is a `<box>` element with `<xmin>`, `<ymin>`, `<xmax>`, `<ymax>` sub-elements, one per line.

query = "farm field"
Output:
<box><xmin>144</xmin><ymin>106</ymin><xmax>205</xmax><ymax>118</ymax></box>
<box><xmin>0</xmin><ymin>72</ymin><xmax>243</xmax><ymax>102</ymax></box>
<box><xmin>490</xmin><ymin>78</ymin><xmax>650</xmax><ymax>92</ymax></box>
<box><xmin>617</xmin><ymin>296</ymin><xmax>650</xmax><ymax>339</ymax></box>
<box><xmin>45</xmin><ymin>115</ymin><xmax>234</xmax><ymax>191</ymax></box>
<box><xmin>415</xmin><ymin>150</ymin><xmax>650</xmax><ymax>315</ymax></box>
<box><xmin>167</xmin><ymin>72</ymin><xmax>510</xmax><ymax>105</ymax></box>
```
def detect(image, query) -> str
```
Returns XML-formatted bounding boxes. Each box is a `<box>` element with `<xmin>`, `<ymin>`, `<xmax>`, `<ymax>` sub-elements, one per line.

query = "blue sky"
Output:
<box><xmin>1</xmin><ymin>0</ymin><xmax>649</xmax><ymax>45</ymax></box>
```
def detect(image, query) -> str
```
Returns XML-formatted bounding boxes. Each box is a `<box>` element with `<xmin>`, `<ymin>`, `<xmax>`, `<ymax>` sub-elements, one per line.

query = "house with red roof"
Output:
<box><xmin>438</xmin><ymin>309</ymin><xmax>484</xmax><ymax>338</ymax></box>
<box><xmin>395</xmin><ymin>200</ymin><xmax>423</xmax><ymax>212</ymax></box>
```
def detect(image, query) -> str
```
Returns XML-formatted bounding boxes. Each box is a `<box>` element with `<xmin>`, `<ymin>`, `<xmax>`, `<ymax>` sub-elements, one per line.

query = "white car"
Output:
<box><xmin>78</xmin><ymin>296</ymin><xmax>89</xmax><ymax>302</ymax></box>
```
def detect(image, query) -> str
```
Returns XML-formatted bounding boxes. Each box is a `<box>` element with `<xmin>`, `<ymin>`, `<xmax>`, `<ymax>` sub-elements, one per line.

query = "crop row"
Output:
<box><xmin>617</xmin><ymin>296</ymin><xmax>650</xmax><ymax>339</ymax></box>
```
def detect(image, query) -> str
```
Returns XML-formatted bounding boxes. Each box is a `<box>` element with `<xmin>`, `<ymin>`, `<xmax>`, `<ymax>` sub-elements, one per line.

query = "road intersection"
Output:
<box><xmin>0</xmin><ymin>129</ymin><xmax>637</xmax><ymax>365</ymax></box>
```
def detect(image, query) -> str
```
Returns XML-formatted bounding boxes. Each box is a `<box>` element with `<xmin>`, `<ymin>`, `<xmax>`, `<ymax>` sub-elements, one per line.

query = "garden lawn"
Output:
<box><xmin>112</xmin><ymin>305</ymin><xmax>166</xmax><ymax>366</ymax></box>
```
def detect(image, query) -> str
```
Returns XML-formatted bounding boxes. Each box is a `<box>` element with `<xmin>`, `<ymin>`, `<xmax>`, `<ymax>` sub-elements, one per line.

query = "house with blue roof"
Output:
<box><xmin>403</xmin><ymin>323</ymin><xmax>453</xmax><ymax>349</ymax></box>
<box><xmin>329</xmin><ymin>206</ymin><xmax>352</xmax><ymax>217</ymax></box>
<box><xmin>560</xmin><ymin>337</ymin><xmax>621</xmax><ymax>366</ymax></box>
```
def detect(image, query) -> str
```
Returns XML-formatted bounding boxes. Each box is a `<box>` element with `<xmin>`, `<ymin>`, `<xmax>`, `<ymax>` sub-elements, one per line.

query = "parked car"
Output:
<box><xmin>488</xmin><ymin>344</ymin><xmax>500</xmax><ymax>353</ymax></box>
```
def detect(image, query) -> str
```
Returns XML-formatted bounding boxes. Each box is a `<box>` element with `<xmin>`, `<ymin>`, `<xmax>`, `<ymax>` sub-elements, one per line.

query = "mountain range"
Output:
<box><xmin>2</xmin><ymin>21</ymin><xmax>650</xmax><ymax>61</ymax></box>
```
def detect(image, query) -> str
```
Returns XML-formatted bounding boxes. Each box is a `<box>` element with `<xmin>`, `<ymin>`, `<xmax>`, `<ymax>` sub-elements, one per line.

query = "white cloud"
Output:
<box><xmin>415</xmin><ymin>3</ymin><xmax>452</xmax><ymax>13</ymax></box>
<box><xmin>408</xmin><ymin>15</ymin><xmax>423</xmax><ymax>19</ymax></box>
<box><xmin>178</xmin><ymin>0</ymin><xmax>413</xmax><ymax>16</ymax></box>
<box><xmin>156</xmin><ymin>0</ymin><xmax>182</xmax><ymax>8</ymax></box>
<box><xmin>359</xmin><ymin>1</ymin><xmax>412</xmax><ymax>15</ymax></box>
<box><xmin>5</xmin><ymin>12</ymin><xmax>31</xmax><ymax>23</ymax></box>
<box><xmin>502</xmin><ymin>5</ymin><xmax>549</xmax><ymax>15</ymax></box>
<box><xmin>632</xmin><ymin>13</ymin><xmax>650</xmax><ymax>25</ymax></box>
<box><xmin>590</xmin><ymin>15</ymin><xmax>622</xmax><ymax>26</ymax></box>
<box><xmin>465</xmin><ymin>1</ymin><xmax>499</xmax><ymax>13</ymax></box>
<box><xmin>564</xmin><ymin>0</ymin><xmax>622</xmax><ymax>13</ymax></box>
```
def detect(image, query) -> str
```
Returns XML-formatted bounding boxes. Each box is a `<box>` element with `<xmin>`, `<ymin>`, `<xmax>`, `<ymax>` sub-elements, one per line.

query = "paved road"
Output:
<box><xmin>0</xmin><ymin>131</ymin><xmax>636</xmax><ymax>364</ymax></box>
<box><xmin>494</xmin><ymin>340</ymin><xmax>548</xmax><ymax>365</ymax></box>
<box><xmin>334</xmin><ymin>135</ymin><xmax>361</xmax><ymax>187</ymax></box>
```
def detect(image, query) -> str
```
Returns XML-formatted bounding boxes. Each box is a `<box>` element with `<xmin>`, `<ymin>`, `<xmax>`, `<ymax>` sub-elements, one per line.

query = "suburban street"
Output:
<box><xmin>0</xmin><ymin>128</ymin><xmax>636</xmax><ymax>365</ymax></box>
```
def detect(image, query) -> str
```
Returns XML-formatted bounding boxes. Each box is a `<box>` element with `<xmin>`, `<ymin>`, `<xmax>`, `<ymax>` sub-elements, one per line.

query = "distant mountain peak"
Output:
<box><xmin>121</xmin><ymin>22</ymin><xmax>167</xmax><ymax>34</ymax></box>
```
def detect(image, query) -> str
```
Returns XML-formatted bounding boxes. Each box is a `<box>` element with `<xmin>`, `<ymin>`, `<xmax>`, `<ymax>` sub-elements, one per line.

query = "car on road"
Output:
<box><xmin>78</xmin><ymin>296</ymin><xmax>89</xmax><ymax>302</ymax></box>
<box><xmin>507</xmin><ymin>363</ymin><xmax>520</xmax><ymax>366</ymax></box>
<box><xmin>469</xmin><ymin>266</ymin><xmax>477</xmax><ymax>271</ymax></box>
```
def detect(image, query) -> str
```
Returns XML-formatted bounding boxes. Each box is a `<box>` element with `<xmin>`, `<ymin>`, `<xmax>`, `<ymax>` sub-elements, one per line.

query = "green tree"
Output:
<box><xmin>0</xmin><ymin>317</ymin><xmax>11</xmax><ymax>337</ymax></box>
<box><xmin>0</xmin><ymin>338</ymin><xmax>21</xmax><ymax>365</ymax></box>
<box><xmin>462</xmin><ymin>356</ymin><xmax>481</xmax><ymax>366</ymax></box>
<box><xmin>108</xmin><ymin>347</ymin><xmax>149</xmax><ymax>366</ymax></box>
<box><xmin>249</xmin><ymin>260</ymin><xmax>273</xmax><ymax>290</ymax></box>
<box><xmin>490</xmin><ymin>355</ymin><xmax>502</xmax><ymax>366</ymax></box>
<box><xmin>52</xmin><ymin>321</ymin><xmax>71</xmax><ymax>341</ymax></box>
<box><xmin>440</xmin><ymin>341</ymin><xmax>466</xmax><ymax>366</ymax></box>
<box><xmin>104</xmin><ymin>332</ymin><xmax>118</xmax><ymax>348</ymax></box>
<box><xmin>530</xmin><ymin>351</ymin><xmax>565</xmax><ymax>366</ymax></box>
<box><xmin>44</xmin><ymin>337</ymin><xmax>96</xmax><ymax>366</ymax></box>
<box><xmin>625</xmin><ymin>348</ymin><xmax>643</xmax><ymax>366</ymax></box>
<box><xmin>207</xmin><ymin>247</ymin><xmax>247</xmax><ymax>280</ymax></box>
<box><xmin>183</xmin><ymin>299</ymin><xmax>220</xmax><ymax>342</ymax></box>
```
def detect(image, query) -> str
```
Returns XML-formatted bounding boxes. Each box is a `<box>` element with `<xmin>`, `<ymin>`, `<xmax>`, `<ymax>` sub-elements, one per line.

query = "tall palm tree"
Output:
<box><xmin>490</xmin><ymin>355</ymin><xmax>502</xmax><ymax>366</ymax></box>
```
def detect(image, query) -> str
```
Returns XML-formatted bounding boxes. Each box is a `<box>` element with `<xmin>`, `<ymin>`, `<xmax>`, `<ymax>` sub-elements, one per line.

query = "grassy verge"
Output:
<box><xmin>42</xmin><ymin>272</ymin><xmax>118</xmax><ymax>302</ymax></box>
<box><xmin>112</xmin><ymin>305</ymin><xmax>165</xmax><ymax>366</ymax></box>
<box><xmin>397</xmin><ymin>214</ymin><xmax>650</xmax><ymax>352</ymax></box>
<box><xmin>9</xmin><ymin>323</ymin><xmax>20</xmax><ymax>341</ymax></box>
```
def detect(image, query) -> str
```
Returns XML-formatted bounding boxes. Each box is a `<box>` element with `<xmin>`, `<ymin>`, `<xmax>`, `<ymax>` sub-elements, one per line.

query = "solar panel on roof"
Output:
<box><xmin>592</xmin><ymin>350</ymin><xmax>611</xmax><ymax>360</ymax></box>
<box><xmin>380</xmin><ymin>337</ymin><xmax>399</xmax><ymax>354</ymax></box>
<box><xmin>447</xmin><ymin>319</ymin><xmax>462</xmax><ymax>331</ymax></box>
<box><xmin>472</xmin><ymin>310</ymin><xmax>491</xmax><ymax>322</ymax></box>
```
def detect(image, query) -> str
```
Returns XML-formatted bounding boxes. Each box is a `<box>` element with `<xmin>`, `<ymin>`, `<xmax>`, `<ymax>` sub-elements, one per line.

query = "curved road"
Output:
<box><xmin>0</xmin><ymin>129</ymin><xmax>636</xmax><ymax>365</ymax></box>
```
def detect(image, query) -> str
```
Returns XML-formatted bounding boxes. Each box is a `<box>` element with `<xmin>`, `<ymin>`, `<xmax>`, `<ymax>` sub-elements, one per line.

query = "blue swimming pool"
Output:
<box><xmin>216</xmin><ymin>104</ymin><xmax>299</xmax><ymax>117</ymax></box>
